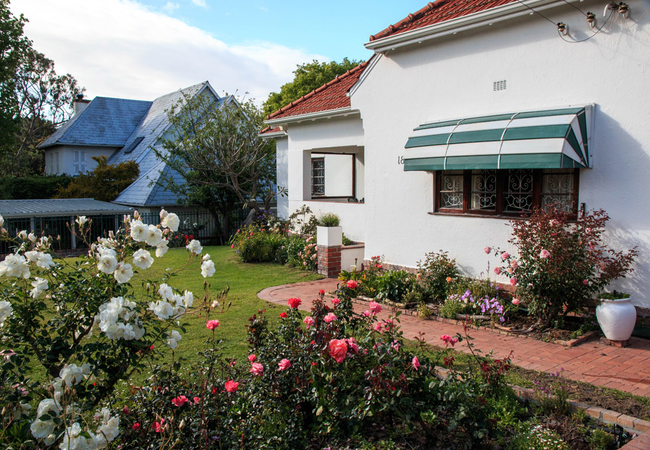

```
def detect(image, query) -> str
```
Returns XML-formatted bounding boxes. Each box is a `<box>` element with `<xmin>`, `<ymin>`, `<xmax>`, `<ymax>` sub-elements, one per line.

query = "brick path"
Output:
<box><xmin>258</xmin><ymin>278</ymin><xmax>650</xmax><ymax>398</ymax></box>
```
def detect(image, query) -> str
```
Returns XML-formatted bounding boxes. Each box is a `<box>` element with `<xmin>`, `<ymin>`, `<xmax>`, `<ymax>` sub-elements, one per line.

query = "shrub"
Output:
<box><xmin>0</xmin><ymin>174</ymin><xmax>73</xmax><ymax>199</ymax></box>
<box><xmin>490</xmin><ymin>207</ymin><xmax>638</xmax><ymax>325</ymax></box>
<box><xmin>417</xmin><ymin>251</ymin><xmax>458</xmax><ymax>303</ymax></box>
<box><xmin>0</xmin><ymin>209</ymin><xmax>215</xmax><ymax>449</ymax></box>
<box><xmin>376</xmin><ymin>270</ymin><xmax>416</xmax><ymax>303</ymax></box>
<box><xmin>510</xmin><ymin>424</ymin><xmax>569</xmax><ymax>450</ymax></box>
<box><xmin>230</xmin><ymin>225</ymin><xmax>285</xmax><ymax>263</ymax></box>
<box><xmin>439</xmin><ymin>289</ymin><xmax>506</xmax><ymax>323</ymax></box>
<box><xmin>318</xmin><ymin>212</ymin><xmax>340</xmax><ymax>227</ymax></box>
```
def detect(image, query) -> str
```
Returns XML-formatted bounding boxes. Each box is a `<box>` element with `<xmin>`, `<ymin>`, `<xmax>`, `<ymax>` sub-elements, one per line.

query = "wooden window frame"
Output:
<box><xmin>433</xmin><ymin>169</ymin><xmax>579</xmax><ymax>218</ymax></box>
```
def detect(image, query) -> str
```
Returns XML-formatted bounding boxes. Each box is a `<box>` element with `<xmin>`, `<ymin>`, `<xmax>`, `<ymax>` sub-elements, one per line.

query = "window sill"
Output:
<box><xmin>428</xmin><ymin>211</ymin><xmax>578</xmax><ymax>221</ymax></box>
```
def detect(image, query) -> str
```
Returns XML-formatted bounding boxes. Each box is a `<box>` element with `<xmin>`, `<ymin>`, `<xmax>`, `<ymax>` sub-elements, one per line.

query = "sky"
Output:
<box><xmin>9</xmin><ymin>0</ymin><xmax>427</xmax><ymax>103</ymax></box>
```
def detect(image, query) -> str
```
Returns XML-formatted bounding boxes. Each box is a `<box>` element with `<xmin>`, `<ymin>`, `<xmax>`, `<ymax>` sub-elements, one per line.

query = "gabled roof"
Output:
<box><xmin>265</xmin><ymin>61</ymin><xmax>369</xmax><ymax>122</ymax></box>
<box><xmin>369</xmin><ymin>0</ymin><xmax>518</xmax><ymax>42</ymax></box>
<box><xmin>40</xmin><ymin>97</ymin><xmax>152</xmax><ymax>149</ymax></box>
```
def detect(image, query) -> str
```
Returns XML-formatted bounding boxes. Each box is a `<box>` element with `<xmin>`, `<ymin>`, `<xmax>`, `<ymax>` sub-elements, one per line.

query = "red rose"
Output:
<box><xmin>280</xmin><ymin>312</ymin><xmax>287</xmax><ymax>318</ymax></box>
<box><xmin>328</xmin><ymin>339</ymin><xmax>348</xmax><ymax>363</ymax></box>
<box><xmin>225</xmin><ymin>380</ymin><xmax>239</xmax><ymax>393</ymax></box>
<box><xmin>287</xmin><ymin>298</ymin><xmax>301</xmax><ymax>308</ymax></box>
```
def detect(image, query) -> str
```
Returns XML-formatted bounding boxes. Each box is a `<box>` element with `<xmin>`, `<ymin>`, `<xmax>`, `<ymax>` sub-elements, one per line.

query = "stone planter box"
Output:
<box><xmin>317</xmin><ymin>226</ymin><xmax>342</xmax><ymax>247</ymax></box>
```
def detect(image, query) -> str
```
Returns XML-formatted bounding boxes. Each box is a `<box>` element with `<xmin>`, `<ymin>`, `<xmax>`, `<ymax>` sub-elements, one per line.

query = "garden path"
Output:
<box><xmin>258</xmin><ymin>278</ymin><xmax>650</xmax><ymax>398</ymax></box>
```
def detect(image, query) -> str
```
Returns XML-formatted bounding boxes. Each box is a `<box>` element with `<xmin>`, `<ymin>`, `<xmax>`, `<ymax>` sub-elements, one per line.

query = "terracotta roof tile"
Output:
<box><xmin>260</xmin><ymin>126</ymin><xmax>282</xmax><ymax>134</ymax></box>
<box><xmin>266</xmin><ymin>61</ymin><xmax>369</xmax><ymax>121</ymax></box>
<box><xmin>369</xmin><ymin>0</ymin><xmax>518</xmax><ymax>41</ymax></box>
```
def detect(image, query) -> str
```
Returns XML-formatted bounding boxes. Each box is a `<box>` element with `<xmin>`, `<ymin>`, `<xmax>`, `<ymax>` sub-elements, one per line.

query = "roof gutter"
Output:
<box><xmin>259</xmin><ymin>130</ymin><xmax>288</xmax><ymax>139</ymax></box>
<box><xmin>365</xmin><ymin>0</ymin><xmax>575</xmax><ymax>53</ymax></box>
<box><xmin>265</xmin><ymin>107</ymin><xmax>357</xmax><ymax>127</ymax></box>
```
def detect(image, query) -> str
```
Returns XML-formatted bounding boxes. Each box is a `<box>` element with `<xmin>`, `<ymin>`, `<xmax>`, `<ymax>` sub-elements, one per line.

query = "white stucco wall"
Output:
<box><xmin>45</xmin><ymin>146</ymin><xmax>117</xmax><ymax>175</ymax></box>
<box><xmin>352</xmin><ymin>0</ymin><xmax>650</xmax><ymax>306</ymax></box>
<box><xmin>280</xmin><ymin>115</ymin><xmax>367</xmax><ymax>242</ymax></box>
<box><xmin>275</xmin><ymin>137</ymin><xmax>289</xmax><ymax>218</ymax></box>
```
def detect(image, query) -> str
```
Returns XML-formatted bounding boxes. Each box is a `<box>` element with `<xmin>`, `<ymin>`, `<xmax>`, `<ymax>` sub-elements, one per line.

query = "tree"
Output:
<box><xmin>263</xmin><ymin>58</ymin><xmax>361</xmax><ymax>116</ymax></box>
<box><xmin>157</xmin><ymin>93</ymin><xmax>277</xmax><ymax>244</ymax></box>
<box><xmin>54</xmin><ymin>156</ymin><xmax>139</xmax><ymax>201</ymax></box>
<box><xmin>0</xmin><ymin>0</ymin><xmax>83</xmax><ymax>176</ymax></box>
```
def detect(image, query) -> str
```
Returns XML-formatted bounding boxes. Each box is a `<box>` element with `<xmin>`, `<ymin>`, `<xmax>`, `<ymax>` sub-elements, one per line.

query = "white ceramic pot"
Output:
<box><xmin>596</xmin><ymin>298</ymin><xmax>636</xmax><ymax>341</ymax></box>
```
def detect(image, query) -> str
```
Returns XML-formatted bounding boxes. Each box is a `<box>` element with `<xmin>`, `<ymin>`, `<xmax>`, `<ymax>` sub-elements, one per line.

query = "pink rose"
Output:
<box><xmin>230</xmin><ymin>244</ymin><xmax>234</xmax><ymax>249</ymax></box>
<box><xmin>512</xmin><ymin>298</ymin><xmax>520</xmax><ymax>306</ymax></box>
<box><xmin>494</xmin><ymin>267</ymin><xmax>501</xmax><ymax>275</ymax></box>
<box><xmin>484</xmin><ymin>246</ymin><xmax>491</xmax><ymax>254</ymax></box>
<box><xmin>250</xmin><ymin>363</ymin><xmax>264</xmax><ymax>376</ymax></box>
<box><xmin>363</xmin><ymin>310</ymin><xmax>371</xmax><ymax>317</ymax></box>
<box><xmin>287</xmin><ymin>298</ymin><xmax>301</xmax><ymax>308</ymax></box>
<box><xmin>369</xmin><ymin>301</ymin><xmax>382</xmax><ymax>314</ymax></box>
<box><xmin>373</xmin><ymin>322</ymin><xmax>382</xmax><ymax>332</ymax></box>
<box><xmin>501</xmin><ymin>252</ymin><xmax>509</xmax><ymax>260</ymax></box>
<box><xmin>171</xmin><ymin>395</ymin><xmax>189</xmax><ymax>407</ymax></box>
<box><xmin>346</xmin><ymin>337</ymin><xmax>359</xmax><ymax>354</ymax></box>
<box><xmin>583</xmin><ymin>279</ymin><xmax>589</xmax><ymax>285</ymax></box>
<box><xmin>449</xmin><ymin>337</ymin><xmax>458</xmax><ymax>346</ymax></box>
<box><xmin>540</xmin><ymin>249</ymin><xmax>550</xmax><ymax>259</ymax></box>
<box><xmin>248</xmin><ymin>354</ymin><xmax>256</xmax><ymax>363</ymax></box>
<box><xmin>331</xmin><ymin>297</ymin><xmax>340</xmax><ymax>306</ymax></box>
<box><xmin>193</xmin><ymin>397</ymin><xmax>201</xmax><ymax>404</ymax></box>
<box><xmin>328</xmin><ymin>339</ymin><xmax>348</xmax><ymax>363</ymax></box>
<box><xmin>278</xmin><ymin>358</ymin><xmax>291</xmax><ymax>371</ymax></box>
<box><xmin>303</xmin><ymin>316</ymin><xmax>314</xmax><ymax>329</ymax></box>
<box><xmin>510</xmin><ymin>278</ymin><xmax>517</xmax><ymax>286</ymax></box>
<box><xmin>412</xmin><ymin>356</ymin><xmax>421</xmax><ymax>370</ymax></box>
<box><xmin>510</xmin><ymin>259</ymin><xmax>518</xmax><ymax>269</ymax></box>
<box><xmin>440</xmin><ymin>334</ymin><xmax>451</xmax><ymax>342</ymax></box>
<box><xmin>206</xmin><ymin>320</ymin><xmax>220</xmax><ymax>330</ymax></box>
<box><xmin>346</xmin><ymin>280</ymin><xmax>358</xmax><ymax>289</ymax></box>
<box><xmin>324</xmin><ymin>313</ymin><xmax>337</xmax><ymax>323</ymax></box>
<box><xmin>225</xmin><ymin>380</ymin><xmax>239</xmax><ymax>393</ymax></box>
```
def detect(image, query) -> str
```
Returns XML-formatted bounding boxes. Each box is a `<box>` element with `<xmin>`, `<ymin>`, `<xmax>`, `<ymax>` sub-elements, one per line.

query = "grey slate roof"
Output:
<box><xmin>0</xmin><ymin>199</ymin><xmax>133</xmax><ymax>218</ymax></box>
<box><xmin>40</xmin><ymin>98</ymin><xmax>152</xmax><ymax>148</ymax></box>
<box><xmin>111</xmin><ymin>82</ymin><xmax>224</xmax><ymax>207</ymax></box>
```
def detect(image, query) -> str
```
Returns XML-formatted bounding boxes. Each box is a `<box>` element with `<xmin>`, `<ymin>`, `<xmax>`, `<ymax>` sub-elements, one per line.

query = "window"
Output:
<box><xmin>73</xmin><ymin>150</ymin><xmax>87</xmax><ymax>174</ymax></box>
<box><xmin>311</xmin><ymin>158</ymin><xmax>325</xmax><ymax>196</ymax></box>
<box><xmin>434</xmin><ymin>169</ymin><xmax>579</xmax><ymax>217</ymax></box>
<box><xmin>123</xmin><ymin>136</ymin><xmax>145</xmax><ymax>154</ymax></box>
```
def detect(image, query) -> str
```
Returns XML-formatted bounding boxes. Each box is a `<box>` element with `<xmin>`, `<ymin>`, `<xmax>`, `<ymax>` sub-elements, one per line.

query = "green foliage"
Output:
<box><xmin>417</xmin><ymin>250</ymin><xmax>458</xmax><ymax>303</ymax></box>
<box><xmin>491</xmin><ymin>207</ymin><xmax>638</xmax><ymax>324</ymax></box>
<box><xmin>338</xmin><ymin>255</ymin><xmax>384</xmax><ymax>298</ymax></box>
<box><xmin>263</xmin><ymin>58</ymin><xmax>361</xmax><ymax>116</ymax></box>
<box><xmin>376</xmin><ymin>270</ymin><xmax>416</xmax><ymax>303</ymax></box>
<box><xmin>439</xmin><ymin>297</ymin><xmax>465</xmax><ymax>319</ymax></box>
<box><xmin>588</xmin><ymin>428</ymin><xmax>614</xmax><ymax>450</ymax></box>
<box><xmin>287</xmin><ymin>204</ymin><xmax>318</xmax><ymax>237</ymax></box>
<box><xmin>0</xmin><ymin>174</ymin><xmax>72</xmax><ymax>199</ymax></box>
<box><xmin>54</xmin><ymin>156</ymin><xmax>139</xmax><ymax>201</ymax></box>
<box><xmin>342</xmin><ymin>232</ymin><xmax>354</xmax><ymax>246</ymax></box>
<box><xmin>157</xmin><ymin>92</ymin><xmax>277</xmax><ymax>242</ymax></box>
<box><xmin>0</xmin><ymin>1</ymin><xmax>84</xmax><ymax>176</ymax></box>
<box><xmin>532</xmin><ymin>369</ymin><xmax>571</xmax><ymax>416</ymax></box>
<box><xmin>318</xmin><ymin>212</ymin><xmax>340</xmax><ymax>227</ymax></box>
<box><xmin>230</xmin><ymin>224</ymin><xmax>285</xmax><ymax>263</ymax></box>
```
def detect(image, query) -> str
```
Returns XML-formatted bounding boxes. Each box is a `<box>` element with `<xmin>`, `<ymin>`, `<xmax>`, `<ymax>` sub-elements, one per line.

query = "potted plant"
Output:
<box><xmin>316</xmin><ymin>212</ymin><xmax>342</xmax><ymax>247</ymax></box>
<box><xmin>596</xmin><ymin>291</ymin><xmax>636</xmax><ymax>341</ymax></box>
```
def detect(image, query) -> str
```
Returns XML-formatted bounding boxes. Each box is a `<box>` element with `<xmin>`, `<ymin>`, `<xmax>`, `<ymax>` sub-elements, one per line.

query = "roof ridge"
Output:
<box><xmin>265</xmin><ymin>61</ymin><xmax>369</xmax><ymax>120</ymax></box>
<box><xmin>369</xmin><ymin>0</ymin><xmax>449</xmax><ymax>41</ymax></box>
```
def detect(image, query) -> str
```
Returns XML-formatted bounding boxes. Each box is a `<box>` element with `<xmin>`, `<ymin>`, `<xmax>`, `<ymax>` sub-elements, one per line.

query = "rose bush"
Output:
<box><xmin>0</xmin><ymin>209</ymin><xmax>215</xmax><ymax>449</ymax></box>
<box><xmin>490</xmin><ymin>207</ymin><xmax>638</xmax><ymax>326</ymax></box>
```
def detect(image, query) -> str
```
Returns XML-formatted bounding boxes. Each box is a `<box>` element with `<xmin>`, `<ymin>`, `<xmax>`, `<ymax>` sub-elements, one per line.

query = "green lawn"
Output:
<box><xmin>131</xmin><ymin>246</ymin><xmax>321</xmax><ymax>365</ymax></box>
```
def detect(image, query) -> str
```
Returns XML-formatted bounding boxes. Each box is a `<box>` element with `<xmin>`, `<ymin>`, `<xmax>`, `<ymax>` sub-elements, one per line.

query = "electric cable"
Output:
<box><xmin>558</xmin><ymin>9</ymin><xmax>614</xmax><ymax>42</ymax></box>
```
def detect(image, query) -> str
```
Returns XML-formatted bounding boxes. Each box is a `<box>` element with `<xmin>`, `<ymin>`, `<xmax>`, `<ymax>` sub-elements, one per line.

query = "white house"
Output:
<box><xmin>39</xmin><ymin>82</ymin><xmax>227</xmax><ymax>213</ymax></box>
<box><xmin>264</xmin><ymin>0</ymin><xmax>650</xmax><ymax>308</ymax></box>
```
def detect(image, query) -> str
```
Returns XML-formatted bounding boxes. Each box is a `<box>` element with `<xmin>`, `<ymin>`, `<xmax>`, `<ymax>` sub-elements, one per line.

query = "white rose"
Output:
<box><xmin>155</xmin><ymin>240</ymin><xmax>169</xmax><ymax>258</ymax></box>
<box><xmin>186</xmin><ymin>239</ymin><xmax>202</xmax><ymax>255</ymax></box>
<box><xmin>30</xmin><ymin>277</ymin><xmax>48</xmax><ymax>299</ymax></box>
<box><xmin>158</xmin><ymin>283</ymin><xmax>174</xmax><ymax>300</ymax></box>
<box><xmin>166</xmin><ymin>330</ymin><xmax>182</xmax><ymax>349</ymax></box>
<box><xmin>30</xmin><ymin>419</ymin><xmax>55</xmax><ymax>439</ymax></box>
<box><xmin>148</xmin><ymin>300</ymin><xmax>174</xmax><ymax>320</ymax></box>
<box><xmin>36</xmin><ymin>253</ymin><xmax>55</xmax><ymax>269</ymax></box>
<box><xmin>97</xmin><ymin>254</ymin><xmax>118</xmax><ymax>274</ymax></box>
<box><xmin>0</xmin><ymin>254</ymin><xmax>29</xmax><ymax>279</ymax></box>
<box><xmin>202</xmin><ymin>253</ymin><xmax>211</xmax><ymax>261</ymax></box>
<box><xmin>0</xmin><ymin>214</ymin><xmax>4</xmax><ymax>228</ymax></box>
<box><xmin>132</xmin><ymin>249</ymin><xmax>153</xmax><ymax>269</ymax></box>
<box><xmin>18</xmin><ymin>230</ymin><xmax>27</xmax><ymax>240</ymax></box>
<box><xmin>201</xmin><ymin>260</ymin><xmax>215</xmax><ymax>278</ymax></box>
<box><xmin>145</xmin><ymin>225</ymin><xmax>163</xmax><ymax>247</ymax></box>
<box><xmin>76</xmin><ymin>216</ymin><xmax>88</xmax><ymax>227</ymax></box>
<box><xmin>113</xmin><ymin>262</ymin><xmax>133</xmax><ymax>284</ymax></box>
<box><xmin>60</xmin><ymin>364</ymin><xmax>84</xmax><ymax>387</ymax></box>
<box><xmin>36</xmin><ymin>398</ymin><xmax>60</xmax><ymax>419</ymax></box>
<box><xmin>159</xmin><ymin>209</ymin><xmax>168</xmax><ymax>220</ymax></box>
<box><xmin>161</xmin><ymin>213</ymin><xmax>179</xmax><ymax>232</ymax></box>
<box><xmin>183</xmin><ymin>290</ymin><xmax>193</xmax><ymax>308</ymax></box>
<box><xmin>28</xmin><ymin>232</ymin><xmax>37</xmax><ymax>242</ymax></box>
<box><xmin>0</xmin><ymin>301</ymin><xmax>13</xmax><ymax>325</ymax></box>
<box><xmin>129</xmin><ymin>220</ymin><xmax>147</xmax><ymax>242</ymax></box>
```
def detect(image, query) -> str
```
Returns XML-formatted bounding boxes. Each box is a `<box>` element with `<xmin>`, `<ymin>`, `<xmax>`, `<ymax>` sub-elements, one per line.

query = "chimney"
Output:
<box><xmin>73</xmin><ymin>93</ymin><xmax>90</xmax><ymax>115</ymax></box>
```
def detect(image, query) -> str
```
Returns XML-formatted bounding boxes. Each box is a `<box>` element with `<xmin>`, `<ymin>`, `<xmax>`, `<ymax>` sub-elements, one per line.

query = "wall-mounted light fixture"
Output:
<box><xmin>586</xmin><ymin>11</ymin><xmax>596</xmax><ymax>28</ymax></box>
<box><xmin>557</xmin><ymin>22</ymin><xmax>569</xmax><ymax>35</ymax></box>
<box><xmin>618</xmin><ymin>2</ymin><xmax>629</xmax><ymax>18</ymax></box>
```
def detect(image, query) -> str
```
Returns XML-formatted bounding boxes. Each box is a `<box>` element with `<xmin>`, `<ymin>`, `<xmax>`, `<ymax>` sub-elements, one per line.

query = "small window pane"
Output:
<box><xmin>440</xmin><ymin>172</ymin><xmax>463</xmax><ymax>209</ymax></box>
<box><xmin>542</xmin><ymin>171</ymin><xmax>574</xmax><ymax>213</ymax></box>
<box><xmin>470</xmin><ymin>170</ymin><xmax>497</xmax><ymax>211</ymax></box>
<box><xmin>311</xmin><ymin>159</ymin><xmax>324</xmax><ymax>196</ymax></box>
<box><xmin>504</xmin><ymin>169</ymin><xmax>533</xmax><ymax>213</ymax></box>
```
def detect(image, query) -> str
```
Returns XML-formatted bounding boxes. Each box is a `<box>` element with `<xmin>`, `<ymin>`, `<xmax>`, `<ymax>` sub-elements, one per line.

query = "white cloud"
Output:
<box><xmin>162</xmin><ymin>2</ymin><xmax>180</xmax><ymax>13</ymax></box>
<box><xmin>9</xmin><ymin>0</ymin><xmax>326</xmax><ymax>103</ymax></box>
<box><xmin>191</xmin><ymin>0</ymin><xmax>207</xmax><ymax>7</ymax></box>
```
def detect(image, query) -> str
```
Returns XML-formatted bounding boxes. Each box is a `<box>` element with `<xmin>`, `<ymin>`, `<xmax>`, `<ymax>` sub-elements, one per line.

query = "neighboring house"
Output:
<box><xmin>263</xmin><ymin>0</ymin><xmax>650</xmax><ymax>307</ymax></box>
<box><xmin>39</xmin><ymin>81</ymin><xmax>226</xmax><ymax>213</ymax></box>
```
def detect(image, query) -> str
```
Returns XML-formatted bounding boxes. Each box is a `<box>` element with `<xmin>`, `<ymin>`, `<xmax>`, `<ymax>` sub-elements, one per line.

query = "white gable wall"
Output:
<box><xmin>352</xmin><ymin>0</ymin><xmax>650</xmax><ymax>306</ymax></box>
<box><xmin>44</xmin><ymin>146</ymin><xmax>117</xmax><ymax>175</ymax></box>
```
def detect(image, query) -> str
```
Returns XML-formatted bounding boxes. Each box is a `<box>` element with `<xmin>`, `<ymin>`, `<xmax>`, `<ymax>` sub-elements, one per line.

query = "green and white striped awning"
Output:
<box><xmin>403</xmin><ymin>106</ymin><xmax>593</xmax><ymax>171</ymax></box>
